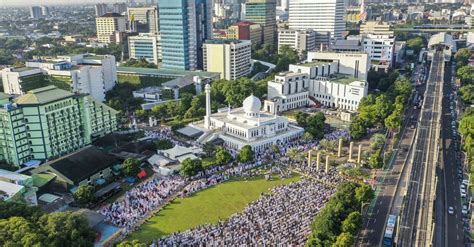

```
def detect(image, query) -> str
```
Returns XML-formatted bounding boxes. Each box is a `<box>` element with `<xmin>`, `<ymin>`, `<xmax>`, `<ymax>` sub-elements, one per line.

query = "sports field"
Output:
<box><xmin>127</xmin><ymin>175</ymin><xmax>299</xmax><ymax>243</ymax></box>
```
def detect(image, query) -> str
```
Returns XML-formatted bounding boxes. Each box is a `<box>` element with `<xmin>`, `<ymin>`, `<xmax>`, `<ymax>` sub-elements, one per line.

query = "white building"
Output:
<box><xmin>203</xmin><ymin>40</ymin><xmax>252</xmax><ymax>80</ymax></box>
<box><xmin>278</xmin><ymin>29</ymin><xmax>323</xmax><ymax>55</ymax></box>
<box><xmin>128</xmin><ymin>34</ymin><xmax>161</xmax><ymax>65</ymax></box>
<box><xmin>361</xmin><ymin>34</ymin><xmax>395</xmax><ymax>70</ymax></box>
<box><xmin>196</xmin><ymin>84</ymin><xmax>303</xmax><ymax>153</ymax></box>
<box><xmin>307</xmin><ymin>51</ymin><xmax>370</xmax><ymax>81</ymax></box>
<box><xmin>2</xmin><ymin>54</ymin><xmax>117</xmax><ymax>102</ymax></box>
<box><xmin>264</xmin><ymin>52</ymin><xmax>369</xmax><ymax>113</ymax></box>
<box><xmin>288</xmin><ymin>0</ymin><xmax>345</xmax><ymax>40</ymax></box>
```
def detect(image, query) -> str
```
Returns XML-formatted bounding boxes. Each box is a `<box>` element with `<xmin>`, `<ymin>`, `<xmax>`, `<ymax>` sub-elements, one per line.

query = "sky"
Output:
<box><xmin>0</xmin><ymin>0</ymin><xmax>127</xmax><ymax>7</ymax></box>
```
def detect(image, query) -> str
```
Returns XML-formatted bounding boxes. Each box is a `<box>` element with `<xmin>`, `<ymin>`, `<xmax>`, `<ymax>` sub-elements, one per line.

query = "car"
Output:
<box><xmin>448</xmin><ymin>206</ymin><xmax>455</xmax><ymax>214</ymax></box>
<box><xmin>461</xmin><ymin>189</ymin><xmax>467</xmax><ymax>198</ymax></box>
<box><xmin>462</xmin><ymin>205</ymin><xmax>469</xmax><ymax>215</ymax></box>
<box><xmin>461</xmin><ymin>184</ymin><xmax>466</xmax><ymax>190</ymax></box>
<box><xmin>462</xmin><ymin>179</ymin><xmax>469</xmax><ymax>186</ymax></box>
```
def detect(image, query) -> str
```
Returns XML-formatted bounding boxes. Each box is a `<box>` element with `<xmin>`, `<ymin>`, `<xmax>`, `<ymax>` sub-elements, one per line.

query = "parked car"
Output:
<box><xmin>448</xmin><ymin>206</ymin><xmax>455</xmax><ymax>215</ymax></box>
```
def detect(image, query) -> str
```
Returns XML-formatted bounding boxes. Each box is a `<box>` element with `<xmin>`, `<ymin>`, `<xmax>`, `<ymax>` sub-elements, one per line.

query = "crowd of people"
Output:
<box><xmin>99</xmin><ymin>125</ymin><xmax>351</xmax><ymax>243</ymax></box>
<box><xmin>99</xmin><ymin>176</ymin><xmax>186</xmax><ymax>232</ymax></box>
<box><xmin>155</xmin><ymin>177</ymin><xmax>338</xmax><ymax>246</ymax></box>
<box><xmin>324</xmin><ymin>129</ymin><xmax>351</xmax><ymax>141</ymax></box>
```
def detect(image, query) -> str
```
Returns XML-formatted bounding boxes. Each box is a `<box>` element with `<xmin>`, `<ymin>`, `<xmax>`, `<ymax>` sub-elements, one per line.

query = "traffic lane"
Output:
<box><xmin>441</xmin><ymin>68</ymin><xmax>465</xmax><ymax>246</ymax></box>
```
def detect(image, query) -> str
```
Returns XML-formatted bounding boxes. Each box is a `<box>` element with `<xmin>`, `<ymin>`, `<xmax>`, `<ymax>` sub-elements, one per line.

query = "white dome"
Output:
<box><xmin>242</xmin><ymin>94</ymin><xmax>261</xmax><ymax>114</ymax></box>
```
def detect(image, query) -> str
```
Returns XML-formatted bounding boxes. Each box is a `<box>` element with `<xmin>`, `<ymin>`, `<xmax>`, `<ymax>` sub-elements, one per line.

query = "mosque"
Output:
<box><xmin>193</xmin><ymin>84</ymin><xmax>304</xmax><ymax>153</ymax></box>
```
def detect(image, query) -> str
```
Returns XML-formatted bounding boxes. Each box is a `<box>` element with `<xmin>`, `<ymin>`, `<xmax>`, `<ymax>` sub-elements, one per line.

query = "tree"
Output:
<box><xmin>385</xmin><ymin>110</ymin><xmax>402</xmax><ymax>131</ymax></box>
<box><xmin>341</xmin><ymin>211</ymin><xmax>362</xmax><ymax>235</ymax></box>
<box><xmin>406</xmin><ymin>36</ymin><xmax>425</xmax><ymax>54</ymax></box>
<box><xmin>123</xmin><ymin>58</ymin><xmax>156</xmax><ymax>68</ymax></box>
<box><xmin>271</xmin><ymin>144</ymin><xmax>281</xmax><ymax>156</ymax></box>
<box><xmin>355</xmin><ymin>184</ymin><xmax>375</xmax><ymax>204</ymax></box>
<box><xmin>118</xmin><ymin>240</ymin><xmax>147</xmax><ymax>247</ymax></box>
<box><xmin>155</xmin><ymin>139</ymin><xmax>174</xmax><ymax>150</ymax></box>
<box><xmin>296</xmin><ymin>112</ymin><xmax>310</xmax><ymax>127</ymax></box>
<box><xmin>275</xmin><ymin>45</ymin><xmax>299</xmax><ymax>72</ymax></box>
<box><xmin>122</xmin><ymin>158</ymin><xmax>141</xmax><ymax>177</ymax></box>
<box><xmin>369</xmin><ymin>134</ymin><xmax>386</xmax><ymax>151</ymax></box>
<box><xmin>238</xmin><ymin>145</ymin><xmax>254</xmax><ymax>163</ymax></box>
<box><xmin>215</xmin><ymin>147</ymin><xmax>232</xmax><ymax>165</ymax></box>
<box><xmin>350</xmin><ymin>117</ymin><xmax>368</xmax><ymax>140</ymax></box>
<box><xmin>179</xmin><ymin>158</ymin><xmax>204</xmax><ymax>177</ymax></box>
<box><xmin>368</xmin><ymin>148</ymin><xmax>383</xmax><ymax>169</ymax></box>
<box><xmin>203</xmin><ymin>142</ymin><xmax>216</xmax><ymax>157</ymax></box>
<box><xmin>73</xmin><ymin>185</ymin><xmax>95</xmax><ymax>205</ymax></box>
<box><xmin>333</xmin><ymin>232</ymin><xmax>355</xmax><ymax>247</ymax></box>
<box><xmin>374</xmin><ymin>94</ymin><xmax>392</xmax><ymax>124</ymax></box>
<box><xmin>306</xmin><ymin>112</ymin><xmax>326</xmax><ymax>139</ymax></box>
<box><xmin>457</xmin><ymin>66</ymin><xmax>474</xmax><ymax>85</ymax></box>
<box><xmin>455</xmin><ymin>48</ymin><xmax>471</xmax><ymax>67</ymax></box>
<box><xmin>303</xmin><ymin>132</ymin><xmax>314</xmax><ymax>142</ymax></box>
<box><xmin>0</xmin><ymin>216</ymin><xmax>45</xmax><ymax>246</ymax></box>
<box><xmin>460</xmin><ymin>84</ymin><xmax>474</xmax><ymax>104</ymax></box>
<box><xmin>392</xmin><ymin>77</ymin><xmax>412</xmax><ymax>101</ymax></box>
<box><xmin>38</xmin><ymin>212</ymin><xmax>95</xmax><ymax>246</ymax></box>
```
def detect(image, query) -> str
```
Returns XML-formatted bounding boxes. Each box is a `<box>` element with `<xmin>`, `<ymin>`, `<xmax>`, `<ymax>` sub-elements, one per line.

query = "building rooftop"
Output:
<box><xmin>11</xmin><ymin>67</ymin><xmax>40</xmax><ymax>73</ymax></box>
<box><xmin>99</xmin><ymin>13</ymin><xmax>123</xmax><ymax>18</ymax></box>
<box><xmin>232</xmin><ymin>21</ymin><xmax>258</xmax><ymax>27</ymax></box>
<box><xmin>15</xmin><ymin>86</ymin><xmax>74</xmax><ymax>105</ymax></box>
<box><xmin>205</xmin><ymin>39</ymin><xmax>250</xmax><ymax>45</ymax></box>
<box><xmin>0</xmin><ymin>169</ymin><xmax>31</xmax><ymax>182</ymax></box>
<box><xmin>297</xmin><ymin>61</ymin><xmax>330</xmax><ymax>67</ymax></box>
<box><xmin>0</xmin><ymin>180</ymin><xmax>24</xmax><ymax>199</ymax></box>
<box><xmin>329</xmin><ymin>73</ymin><xmax>362</xmax><ymax>85</ymax></box>
<box><xmin>117</xmin><ymin>66</ymin><xmax>221</xmax><ymax>79</ymax></box>
<box><xmin>44</xmin><ymin>146</ymin><xmax>118</xmax><ymax>185</ymax></box>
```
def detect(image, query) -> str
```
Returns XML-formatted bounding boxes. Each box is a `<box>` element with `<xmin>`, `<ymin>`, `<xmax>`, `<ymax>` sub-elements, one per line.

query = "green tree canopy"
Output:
<box><xmin>122</xmin><ymin>158</ymin><xmax>141</xmax><ymax>177</ymax></box>
<box><xmin>215</xmin><ymin>147</ymin><xmax>233</xmax><ymax>165</ymax></box>
<box><xmin>238</xmin><ymin>145</ymin><xmax>254</xmax><ymax>163</ymax></box>
<box><xmin>460</xmin><ymin>84</ymin><xmax>474</xmax><ymax>104</ymax></box>
<box><xmin>73</xmin><ymin>184</ymin><xmax>95</xmax><ymax>205</ymax></box>
<box><xmin>180</xmin><ymin>158</ymin><xmax>204</xmax><ymax>177</ymax></box>
<box><xmin>457</xmin><ymin>66</ymin><xmax>474</xmax><ymax>85</ymax></box>
<box><xmin>341</xmin><ymin>211</ymin><xmax>362</xmax><ymax>235</ymax></box>
<box><xmin>368</xmin><ymin>148</ymin><xmax>383</xmax><ymax>169</ymax></box>
<box><xmin>355</xmin><ymin>184</ymin><xmax>375</xmax><ymax>204</ymax></box>
<box><xmin>455</xmin><ymin>48</ymin><xmax>471</xmax><ymax>67</ymax></box>
<box><xmin>332</xmin><ymin>232</ymin><xmax>355</xmax><ymax>247</ymax></box>
<box><xmin>155</xmin><ymin>139</ymin><xmax>174</xmax><ymax>150</ymax></box>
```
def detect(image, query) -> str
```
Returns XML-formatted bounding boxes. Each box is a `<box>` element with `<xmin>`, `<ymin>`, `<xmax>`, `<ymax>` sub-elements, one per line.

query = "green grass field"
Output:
<box><xmin>127</xmin><ymin>175</ymin><xmax>300</xmax><ymax>243</ymax></box>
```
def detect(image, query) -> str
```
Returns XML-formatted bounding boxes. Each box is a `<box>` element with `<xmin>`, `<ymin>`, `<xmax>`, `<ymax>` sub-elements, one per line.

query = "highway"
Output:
<box><xmin>439</xmin><ymin>60</ymin><xmax>466</xmax><ymax>246</ymax></box>
<box><xmin>397</xmin><ymin>51</ymin><xmax>444</xmax><ymax>247</ymax></box>
<box><xmin>356</xmin><ymin>68</ymin><xmax>426</xmax><ymax>247</ymax></box>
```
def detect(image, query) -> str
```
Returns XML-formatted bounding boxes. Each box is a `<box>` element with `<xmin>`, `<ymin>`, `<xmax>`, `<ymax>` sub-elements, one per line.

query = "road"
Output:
<box><xmin>439</xmin><ymin>60</ymin><xmax>466</xmax><ymax>246</ymax></box>
<box><xmin>398</xmin><ymin>50</ymin><xmax>444</xmax><ymax>247</ymax></box>
<box><xmin>356</xmin><ymin>70</ymin><xmax>426</xmax><ymax>246</ymax></box>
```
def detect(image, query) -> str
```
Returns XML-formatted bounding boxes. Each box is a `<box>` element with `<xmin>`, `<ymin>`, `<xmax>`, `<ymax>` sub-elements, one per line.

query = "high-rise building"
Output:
<box><xmin>30</xmin><ymin>6</ymin><xmax>42</xmax><ymax>19</ymax></box>
<box><xmin>113</xmin><ymin>3</ymin><xmax>128</xmax><ymax>14</ymax></box>
<box><xmin>278</xmin><ymin>29</ymin><xmax>329</xmax><ymax>55</ymax></box>
<box><xmin>2</xmin><ymin>54</ymin><xmax>118</xmax><ymax>102</ymax></box>
<box><xmin>127</xmin><ymin>7</ymin><xmax>159</xmax><ymax>34</ymax></box>
<box><xmin>0</xmin><ymin>86</ymin><xmax>118</xmax><ymax>167</ymax></box>
<box><xmin>96</xmin><ymin>13</ymin><xmax>127</xmax><ymax>44</ymax></box>
<box><xmin>128</xmin><ymin>34</ymin><xmax>161</xmax><ymax>65</ymax></box>
<box><xmin>245</xmin><ymin>0</ymin><xmax>277</xmax><ymax>46</ymax></box>
<box><xmin>41</xmin><ymin>6</ymin><xmax>50</xmax><ymax>17</ymax></box>
<box><xmin>95</xmin><ymin>3</ymin><xmax>108</xmax><ymax>17</ymax></box>
<box><xmin>159</xmin><ymin>0</ymin><xmax>212</xmax><ymax>70</ymax></box>
<box><xmin>203</xmin><ymin>40</ymin><xmax>252</xmax><ymax>80</ymax></box>
<box><xmin>358</xmin><ymin>21</ymin><xmax>395</xmax><ymax>69</ymax></box>
<box><xmin>227</xmin><ymin>21</ymin><xmax>263</xmax><ymax>46</ymax></box>
<box><xmin>289</xmin><ymin>0</ymin><xmax>345</xmax><ymax>40</ymax></box>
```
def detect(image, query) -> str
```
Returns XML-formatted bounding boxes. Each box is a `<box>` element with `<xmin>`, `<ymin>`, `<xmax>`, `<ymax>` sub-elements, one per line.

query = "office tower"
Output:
<box><xmin>113</xmin><ymin>3</ymin><xmax>128</xmax><ymax>14</ymax></box>
<box><xmin>245</xmin><ymin>0</ymin><xmax>277</xmax><ymax>46</ymax></box>
<box><xmin>203</xmin><ymin>40</ymin><xmax>252</xmax><ymax>80</ymax></box>
<box><xmin>128</xmin><ymin>34</ymin><xmax>161</xmax><ymax>65</ymax></box>
<box><xmin>159</xmin><ymin>0</ymin><xmax>212</xmax><ymax>70</ymax></box>
<box><xmin>359</xmin><ymin>21</ymin><xmax>395</xmax><ymax>69</ymax></box>
<box><xmin>95</xmin><ymin>3</ymin><xmax>108</xmax><ymax>17</ymax></box>
<box><xmin>227</xmin><ymin>21</ymin><xmax>263</xmax><ymax>46</ymax></box>
<box><xmin>0</xmin><ymin>86</ymin><xmax>118</xmax><ymax>167</ymax></box>
<box><xmin>30</xmin><ymin>6</ymin><xmax>42</xmax><ymax>19</ymax></box>
<box><xmin>127</xmin><ymin>7</ymin><xmax>159</xmax><ymax>34</ymax></box>
<box><xmin>96</xmin><ymin>13</ymin><xmax>127</xmax><ymax>44</ymax></box>
<box><xmin>289</xmin><ymin>0</ymin><xmax>345</xmax><ymax>40</ymax></box>
<box><xmin>41</xmin><ymin>6</ymin><xmax>50</xmax><ymax>17</ymax></box>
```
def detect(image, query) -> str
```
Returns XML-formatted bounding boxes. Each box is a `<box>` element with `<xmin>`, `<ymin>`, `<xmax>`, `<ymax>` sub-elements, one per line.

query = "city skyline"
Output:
<box><xmin>0</xmin><ymin>0</ymin><xmax>127</xmax><ymax>7</ymax></box>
